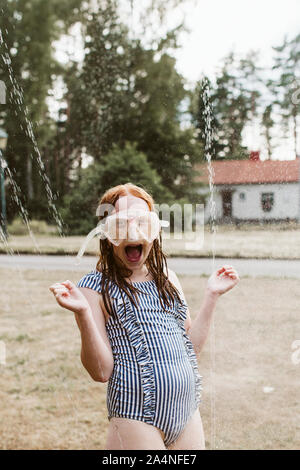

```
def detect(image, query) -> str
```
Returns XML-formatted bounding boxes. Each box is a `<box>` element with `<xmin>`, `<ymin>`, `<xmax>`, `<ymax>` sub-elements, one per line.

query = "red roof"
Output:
<box><xmin>195</xmin><ymin>159</ymin><xmax>300</xmax><ymax>185</ymax></box>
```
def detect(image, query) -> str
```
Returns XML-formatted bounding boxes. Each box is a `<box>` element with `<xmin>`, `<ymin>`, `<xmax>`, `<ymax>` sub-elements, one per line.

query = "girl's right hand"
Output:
<box><xmin>49</xmin><ymin>280</ymin><xmax>91</xmax><ymax>315</ymax></box>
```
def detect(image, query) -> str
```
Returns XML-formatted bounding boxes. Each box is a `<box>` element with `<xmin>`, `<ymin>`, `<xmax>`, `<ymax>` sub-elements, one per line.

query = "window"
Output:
<box><xmin>239</xmin><ymin>192</ymin><xmax>246</xmax><ymax>200</ymax></box>
<box><xmin>261</xmin><ymin>193</ymin><xmax>274</xmax><ymax>212</ymax></box>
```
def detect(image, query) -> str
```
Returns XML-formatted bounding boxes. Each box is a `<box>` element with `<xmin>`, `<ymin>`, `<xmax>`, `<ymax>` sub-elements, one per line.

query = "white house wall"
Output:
<box><xmin>199</xmin><ymin>183</ymin><xmax>300</xmax><ymax>222</ymax></box>
<box><xmin>232</xmin><ymin>183</ymin><xmax>299</xmax><ymax>220</ymax></box>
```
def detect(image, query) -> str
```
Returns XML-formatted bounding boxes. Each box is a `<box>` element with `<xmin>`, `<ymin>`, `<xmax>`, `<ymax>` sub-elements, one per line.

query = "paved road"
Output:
<box><xmin>0</xmin><ymin>254</ymin><xmax>299</xmax><ymax>278</ymax></box>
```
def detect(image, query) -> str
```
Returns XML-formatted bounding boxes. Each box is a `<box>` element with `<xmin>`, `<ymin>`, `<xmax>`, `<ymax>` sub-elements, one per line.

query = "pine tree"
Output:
<box><xmin>0</xmin><ymin>0</ymin><xmax>83</xmax><ymax>220</ymax></box>
<box><xmin>272</xmin><ymin>33</ymin><xmax>300</xmax><ymax>158</ymax></box>
<box><xmin>262</xmin><ymin>104</ymin><xmax>274</xmax><ymax>159</ymax></box>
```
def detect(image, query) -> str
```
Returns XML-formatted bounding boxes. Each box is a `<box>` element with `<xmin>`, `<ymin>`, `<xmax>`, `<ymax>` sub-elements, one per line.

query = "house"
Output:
<box><xmin>195</xmin><ymin>152</ymin><xmax>300</xmax><ymax>223</ymax></box>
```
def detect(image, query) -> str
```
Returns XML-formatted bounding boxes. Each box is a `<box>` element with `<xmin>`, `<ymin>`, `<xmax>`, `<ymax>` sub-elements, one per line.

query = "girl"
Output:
<box><xmin>49</xmin><ymin>183</ymin><xmax>239</xmax><ymax>450</ymax></box>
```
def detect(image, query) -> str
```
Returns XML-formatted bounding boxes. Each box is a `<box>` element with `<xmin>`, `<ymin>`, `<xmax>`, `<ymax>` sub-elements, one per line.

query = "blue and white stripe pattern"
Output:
<box><xmin>77</xmin><ymin>269</ymin><xmax>202</xmax><ymax>447</ymax></box>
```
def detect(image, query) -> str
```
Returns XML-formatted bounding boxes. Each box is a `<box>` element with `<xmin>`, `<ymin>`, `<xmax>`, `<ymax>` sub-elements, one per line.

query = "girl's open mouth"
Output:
<box><xmin>124</xmin><ymin>244</ymin><xmax>143</xmax><ymax>263</ymax></box>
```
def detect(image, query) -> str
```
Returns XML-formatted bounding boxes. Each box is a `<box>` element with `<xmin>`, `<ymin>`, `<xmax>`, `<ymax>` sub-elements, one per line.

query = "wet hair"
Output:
<box><xmin>95</xmin><ymin>183</ymin><xmax>183</xmax><ymax>317</ymax></box>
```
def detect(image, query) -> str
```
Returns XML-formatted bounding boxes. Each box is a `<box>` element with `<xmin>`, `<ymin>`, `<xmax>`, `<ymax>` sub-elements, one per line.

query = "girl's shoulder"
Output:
<box><xmin>76</xmin><ymin>269</ymin><xmax>103</xmax><ymax>293</ymax></box>
<box><xmin>76</xmin><ymin>269</ymin><xmax>121</xmax><ymax>300</ymax></box>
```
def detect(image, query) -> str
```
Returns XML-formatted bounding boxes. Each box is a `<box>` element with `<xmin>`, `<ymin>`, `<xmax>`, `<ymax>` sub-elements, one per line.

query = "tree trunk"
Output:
<box><xmin>293</xmin><ymin>109</ymin><xmax>298</xmax><ymax>158</ymax></box>
<box><xmin>27</xmin><ymin>153</ymin><xmax>34</xmax><ymax>200</ymax></box>
<box><xmin>266</xmin><ymin>128</ymin><xmax>272</xmax><ymax>160</ymax></box>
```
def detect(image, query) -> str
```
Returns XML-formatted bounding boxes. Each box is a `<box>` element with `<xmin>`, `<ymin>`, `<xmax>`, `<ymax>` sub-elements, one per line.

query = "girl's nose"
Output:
<box><xmin>127</xmin><ymin>219</ymin><xmax>139</xmax><ymax>240</ymax></box>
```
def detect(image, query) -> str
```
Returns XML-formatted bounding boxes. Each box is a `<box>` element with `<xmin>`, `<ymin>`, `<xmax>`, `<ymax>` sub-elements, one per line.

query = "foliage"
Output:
<box><xmin>60</xmin><ymin>142</ymin><xmax>170</xmax><ymax>234</ymax></box>
<box><xmin>271</xmin><ymin>34</ymin><xmax>300</xmax><ymax>158</ymax></box>
<box><xmin>62</xmin><ymin>3</ymin><xmax>202</xmax><ymax>201</ymax></box>
<box><xmin>0</xmin><ymin>0</ymin><xmax>84</xmax><ymax>219</ymax></box>
<box><xmin>8</xmin><ymin>216</ymin><xmax>57</xmax><ymax>235</ymax></box>
<box><xmin>192</xmin><ymin>51</ymin><xmax>263</xmax><ymax>160</ymax></box>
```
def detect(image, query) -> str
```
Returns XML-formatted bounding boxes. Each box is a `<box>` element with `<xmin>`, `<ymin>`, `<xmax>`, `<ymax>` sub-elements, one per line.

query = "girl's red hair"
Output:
<box><xmin>95</xmin><ymin>183</ymin><xmax>183</xmax><ymax>316</ymax></box>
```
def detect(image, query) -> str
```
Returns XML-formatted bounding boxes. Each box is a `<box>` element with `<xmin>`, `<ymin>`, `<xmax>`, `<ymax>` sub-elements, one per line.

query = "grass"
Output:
<box><xmin>3</xmin><ymin>222</ymin><xmax>300</xmax><ymax>258</ymax></box>
<box><xmin>0</xmin><ymin>267</ymin><xmax>299</xmax><ymax>449</ymax></box>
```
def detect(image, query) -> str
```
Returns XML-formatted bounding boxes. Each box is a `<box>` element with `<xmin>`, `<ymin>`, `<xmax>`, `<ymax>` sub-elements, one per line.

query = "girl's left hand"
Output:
<box><xmin>207</xmin><ymin>265</ymin><xmax>240</xmax><ymax>296</ymax></box>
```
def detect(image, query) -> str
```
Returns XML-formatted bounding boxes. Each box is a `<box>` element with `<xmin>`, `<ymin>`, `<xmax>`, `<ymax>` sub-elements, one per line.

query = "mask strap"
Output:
<box><xmin>76</xmin><ymin>223</ymin><xmax>106</xmax><ymax>262</ymax></box>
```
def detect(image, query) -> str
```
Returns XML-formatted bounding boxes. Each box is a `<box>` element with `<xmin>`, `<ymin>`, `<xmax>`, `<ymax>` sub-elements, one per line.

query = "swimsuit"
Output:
<box><xmin>77</xmin><ymin>269</ymin><xmax>202</xmax><ymax>447</ymax></box>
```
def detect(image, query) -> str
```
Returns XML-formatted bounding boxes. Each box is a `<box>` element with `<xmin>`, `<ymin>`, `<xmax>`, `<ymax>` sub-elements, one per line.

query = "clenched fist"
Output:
<box><xmin>49</xmin><ymin>280</ymin><xmax>91</xmax><ymax>315</ymax></box>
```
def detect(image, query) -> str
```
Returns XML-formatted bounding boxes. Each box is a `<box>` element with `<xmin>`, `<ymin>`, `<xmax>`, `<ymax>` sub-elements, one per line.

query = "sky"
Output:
<box><xmin>169</xmin><ymin>0</ymin><xmax>300</xmax><ymax>83</ymax></box>
<box><xmin>52</xmin><ymin>0</ymin><xmax>300</xmax><ymax>160</ymax></box>
<box><xmin>54</xmin><ymin>0</ymin><xmax>300</xmax><ymax>82</ymax></box>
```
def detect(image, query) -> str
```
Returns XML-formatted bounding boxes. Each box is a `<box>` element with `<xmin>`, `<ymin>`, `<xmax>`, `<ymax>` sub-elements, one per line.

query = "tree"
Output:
<box><xmin>122</xmin><ymin>44</ymin><xmax>203</xmax><ymax>199</ymax></box>
<box><xmin>262</xmin><ymin>104</ymin><xmax>274</xmax><ymax>159</ymax></box>
<box><xmin>192</xmin><ymin>51</ymin><xmax>263</xmax><ymax>160</ymax></box>
<box><xmin>0</xmin><ymin>0</ymin><xmax>204</xmax><ymax>230</ymax></box>
<box><xmin>61</xmin><ymin>142</ymin><xmax>170</xmax><ymax>234</ymax></box>
<box><xmin>0</xmin><ymin>0</ymin><xmax>84</xmax><ymax>220</ymax></box>
<box><xmin>272</xmin><ymin>33</ymin><xmax>300</xmax><ymax>158</ymax></box>
<box><xmin>63</xmin><ymin>2</ymin><xmax>202</xmax><ymax>201</ymax></box>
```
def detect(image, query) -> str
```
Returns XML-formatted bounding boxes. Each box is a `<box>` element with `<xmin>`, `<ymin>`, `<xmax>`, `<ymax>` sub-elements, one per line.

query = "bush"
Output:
<box><xmin>8</xmin><ymin>217</ymin><xmax>58</xmax><ymax>236</ymax></box>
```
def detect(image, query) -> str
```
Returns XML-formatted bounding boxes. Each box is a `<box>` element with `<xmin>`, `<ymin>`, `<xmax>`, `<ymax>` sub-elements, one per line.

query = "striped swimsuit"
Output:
<box><xmin>77</xmin><ymin>269</ymin><xmax>202</xmax><ymax>447</ymax></box>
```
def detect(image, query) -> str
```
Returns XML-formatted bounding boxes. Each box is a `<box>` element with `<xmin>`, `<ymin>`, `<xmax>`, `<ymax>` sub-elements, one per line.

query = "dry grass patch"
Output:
<box><xmin>0</xmin><ymin>268</ymin><xmax>298</xmax><ymax>449</ymax></box>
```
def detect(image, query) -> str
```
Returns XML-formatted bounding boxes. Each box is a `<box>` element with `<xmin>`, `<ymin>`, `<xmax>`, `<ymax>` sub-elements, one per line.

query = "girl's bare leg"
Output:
<box><xmin>167</xmin><ymin>408</ymin><xmax>205</xmax><ymax>450</ymax></box>
<box><xmin>105</xmin><ymin>417</ymin><xmax>167</xmax><ymax>450</ymax></box>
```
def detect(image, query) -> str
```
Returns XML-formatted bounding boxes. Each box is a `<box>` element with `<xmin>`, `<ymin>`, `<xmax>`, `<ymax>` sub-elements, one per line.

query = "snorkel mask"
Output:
<box><xmin>98</xmin><ymin>208</ymin><xmax>169</xmax><ymax>245</ymax></box>
<box><xmin>76</xmin><ymin>207</ymin><xmax>169</xmax><ymax>262</ymax></box>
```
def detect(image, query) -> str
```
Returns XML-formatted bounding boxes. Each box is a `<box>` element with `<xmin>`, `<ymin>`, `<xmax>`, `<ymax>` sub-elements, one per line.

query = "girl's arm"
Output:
<box><xmin>187</xmin><ymin>288</ymin><xmax>219</xmax><ymax>356</ymax></box>
<box><xmin>75</xmin><ymin>287</ymin><xmax>114</xmax><ymax>382</ymax></box>
<box><xmin>49</xmin><ymin>280</ymin><xmax>114</xmax><ymax>382</ymax></box>
<box><xmin>168</xmin><ymin>266</ymin><xmax>239</xmax><ymax>356</ymax></box>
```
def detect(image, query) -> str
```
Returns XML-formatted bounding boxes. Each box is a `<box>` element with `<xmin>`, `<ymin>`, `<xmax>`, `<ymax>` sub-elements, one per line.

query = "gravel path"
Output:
<box><xmin>0</xmin><ymin>254</ymin><xmax>299</xmax><ymax>278</ymax></box>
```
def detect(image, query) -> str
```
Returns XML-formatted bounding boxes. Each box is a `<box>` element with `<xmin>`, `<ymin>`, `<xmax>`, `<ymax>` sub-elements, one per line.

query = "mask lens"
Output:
<box><xmin>149</xmin><ymin>212</ymin><xmax>160</xmax><ymax>240</ymax></box>
<box><xmin>133</xmin><ymin>214</ymin><xmax>150</xmax><ymax>240</ymax></box>
<box><xmin>106</xmin><ymin>215</ymin><xmax>128</xmax><ymax>242</ymax></box>
<box><xmin>103</xmin><ymin>210</ymin><xmax>161</xmax><ymax>244</ymax></box>
<box><xmin>135</xmin><ymin>212</ymin><xmax>159</xmax><ymax>241</ymax></box>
